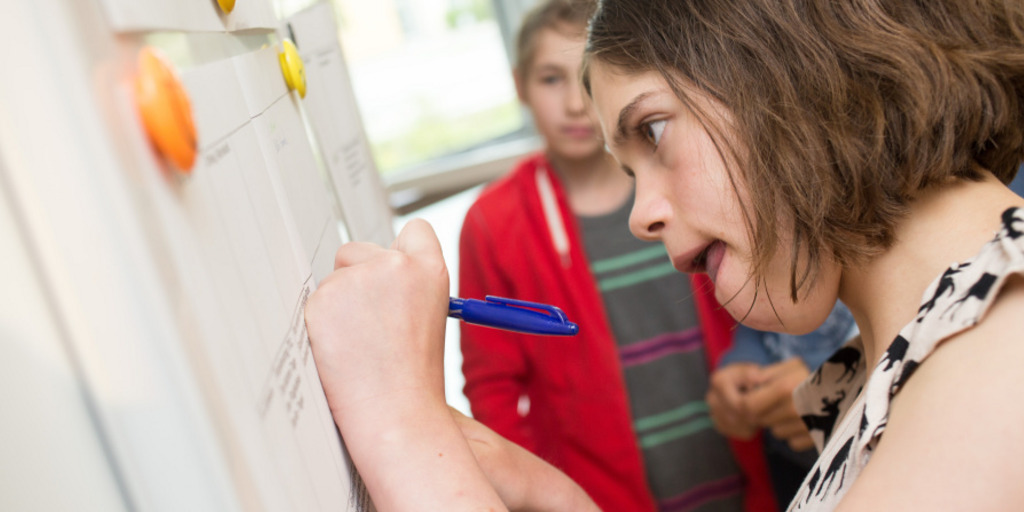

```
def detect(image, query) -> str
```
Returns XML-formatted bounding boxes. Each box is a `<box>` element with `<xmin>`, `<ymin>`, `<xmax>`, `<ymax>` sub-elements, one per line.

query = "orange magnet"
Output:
<box><xmin>278</xmin><ymin>39</ymin><xmax>306</xmax><ymax>99</ymax></box>
<box><xmin>134</xmin><ymin>47</ymin><xmax>197</xmax><ymax>172</ymax></box>
<box><xmin>216</xmin><ymin>0</ymin><xmax>236</xmax><ymax>13</ymax></box>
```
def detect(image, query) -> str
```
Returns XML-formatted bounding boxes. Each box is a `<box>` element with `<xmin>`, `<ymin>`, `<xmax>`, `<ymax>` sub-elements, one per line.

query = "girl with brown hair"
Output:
<box><xmin>304</xmin><ymin>0</ymin><xmax>1024</xmax><ymax>510</ymax></box>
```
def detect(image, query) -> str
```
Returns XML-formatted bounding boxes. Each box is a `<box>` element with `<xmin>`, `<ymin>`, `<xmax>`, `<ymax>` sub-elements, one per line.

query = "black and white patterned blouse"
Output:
<box><xmin>787</xmin><ymin>207</ymin><xmax>1024</xmax><ymax>511</ymax></box>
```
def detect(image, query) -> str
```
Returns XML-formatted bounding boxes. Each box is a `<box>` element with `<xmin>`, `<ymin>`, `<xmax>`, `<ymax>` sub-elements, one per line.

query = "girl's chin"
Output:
<box><xmin>737</xmin><ymin>315</ymin><xmax>787</xmax><ymax>332</ymax></box>
<box><xmin>717</xmin><ymin>293</ymin><xmax>785</xmax><ymax>331</ymax></box>
<box><xmin>714</xmin><ymin>288</ymin><xmax>752</xmax><ymax>324</ymax></box>
<box><xmin>733</xmin><ymin>304</ymin><xmax>828</xmax><ymax>335</ymax></box>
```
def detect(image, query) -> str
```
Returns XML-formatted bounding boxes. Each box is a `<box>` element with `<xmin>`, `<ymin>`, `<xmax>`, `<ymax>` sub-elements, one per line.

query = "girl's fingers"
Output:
<box><xmin>391</xmin><ymin>218</ymin><xmax>444</xmax><ymax>259</ymax></box>
<box><xmin>334</xmin><ymin>241</ymin><xmax>388</xmax><ymax>269</ymax></box>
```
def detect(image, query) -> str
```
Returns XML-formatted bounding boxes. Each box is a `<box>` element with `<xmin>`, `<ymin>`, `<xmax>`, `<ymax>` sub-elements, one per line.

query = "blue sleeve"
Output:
<box><xmin>1010</xmin><ymin>165</ymin><xmax>1024</xmax><ymax>198</ymax></box>
<box><xmin>717</xmin><ymin>302</ymin><xmax>858</xmax><ymax>371</ymax></box>
<box><xmin>717</xmin><ymin>324</ymin><xmax>774</xmax><ymax>369</ymax></box>
<box><xmin>796</xmin><ymin>302</ymin><xmax>858</xmax><ymax>371</ymax></box>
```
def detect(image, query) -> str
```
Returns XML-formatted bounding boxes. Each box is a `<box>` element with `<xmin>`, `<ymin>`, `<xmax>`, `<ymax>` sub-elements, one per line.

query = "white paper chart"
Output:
<box><xmin>288</xmin><ymin>2</ymin><xmax>395</xmax><ymax>247</ymax></box>
<box><xmin>161</xmin><ymin>45</ymin><xmax>368</xmax><ymax>511</ymax></box>
<box><xmin>0</xmin><ymin>1</ymin><xmax>385</xmax><ymax>510</ymax></box>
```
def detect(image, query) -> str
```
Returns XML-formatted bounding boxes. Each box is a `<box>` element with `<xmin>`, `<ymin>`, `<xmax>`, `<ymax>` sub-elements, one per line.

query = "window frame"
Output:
<box><xmin>376</xmin><ymin>0</ymin><xmax>543</xmax><ymax>212</ymax></box>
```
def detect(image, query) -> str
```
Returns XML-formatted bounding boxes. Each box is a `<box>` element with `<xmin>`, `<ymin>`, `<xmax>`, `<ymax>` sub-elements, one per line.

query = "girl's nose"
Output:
<box><xmin>629</xmin><ymin>182</ymin><xmax>669</xmax><ymax>241</ymax></box>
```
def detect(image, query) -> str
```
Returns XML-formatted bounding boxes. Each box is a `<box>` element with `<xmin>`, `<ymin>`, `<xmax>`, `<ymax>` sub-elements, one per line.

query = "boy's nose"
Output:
<box><xmin>566</xmin><ymin>83</ymin><xmax>587</xmax><ymax>114</ymax></box>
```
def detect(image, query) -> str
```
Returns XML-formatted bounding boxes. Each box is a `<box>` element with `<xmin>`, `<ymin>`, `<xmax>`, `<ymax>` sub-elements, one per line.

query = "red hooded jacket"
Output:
<box><xmin>459</xmin><ymin>153</ymin><xmax>777</xmax><ymax>512</ymax></box>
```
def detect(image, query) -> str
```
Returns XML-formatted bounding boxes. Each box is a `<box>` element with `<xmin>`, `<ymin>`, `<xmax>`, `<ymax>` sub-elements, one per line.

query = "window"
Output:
<box><xmin>331</xmin><ymin>0</ymin><xmax>541</xmax><ymax>207</ymax></box>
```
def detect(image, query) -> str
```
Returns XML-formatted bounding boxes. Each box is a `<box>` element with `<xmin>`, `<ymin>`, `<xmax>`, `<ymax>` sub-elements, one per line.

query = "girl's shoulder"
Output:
<box><xmin>837</xmin><ymin>273</ymin><xmax>1024</xmax><ymax>510</ymax></box>
<box><xmin>936</xmin><ymin>270</ymin><xmax>1024</xmax><ymax>364</ymax></box>
<box><xmin>789</xmin><ymin>208</ymin><xmax>1024</xmax><ymax>510</ymax></box>
<box><xmin>882</xmin><ymin>206</ymin><xmax>1024</xmax><ymax>398</ymax></box>
<box><xmin>825</xmin><ymin>215</ymin><xmax>1024</xmax><ymax>510</ymax></box>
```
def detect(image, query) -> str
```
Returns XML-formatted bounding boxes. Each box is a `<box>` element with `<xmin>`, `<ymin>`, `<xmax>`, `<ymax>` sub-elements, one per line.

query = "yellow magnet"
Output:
<box><xmin>134</xmin><ymin>47</ymin><xmax>197</xmax><ymax>172</ymax></box>
<box><xmin>278</xmin><ymin>39</ymin><xmax>306</xmax><ymax>98</ymax></box>
<box><xmin>217</xmin><ymin>0</ymin><xmax>236</xmax><ymax>13</ymax></box>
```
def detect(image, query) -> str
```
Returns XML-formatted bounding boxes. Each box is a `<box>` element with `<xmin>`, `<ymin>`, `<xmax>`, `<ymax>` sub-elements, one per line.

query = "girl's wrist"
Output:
<box><xmin>337</xmin><ymin>393</ymin><xmax>507</xmax><ymax>511</ymax></box>
<box><xmin>505</xmin><ymin>437</ymin><xmax>599</xmax><ymax>512</ymax></box>
<box><xmin>331</xmin><ymin>389</ymin><xmax>447</xmax><ymax>446</ymax></box>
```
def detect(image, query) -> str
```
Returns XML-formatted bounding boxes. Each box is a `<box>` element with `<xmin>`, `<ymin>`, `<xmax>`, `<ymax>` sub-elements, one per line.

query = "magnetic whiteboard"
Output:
<box><xmin>0</xmin><ymin>1</ymin><xmax>391</xmax><ymax>510</ymax></box>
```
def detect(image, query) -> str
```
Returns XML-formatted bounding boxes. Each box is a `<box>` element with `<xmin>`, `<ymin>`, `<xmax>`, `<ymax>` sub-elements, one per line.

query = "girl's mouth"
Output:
<box><xmin>703</xmin><ymin>241</ymin><xmax>725</xmax><ymax>282</ymax></box>
<box><xmin>693</xmin><ymin>245</ymin><xmax>711</xmax><ymax>272</ymax></box>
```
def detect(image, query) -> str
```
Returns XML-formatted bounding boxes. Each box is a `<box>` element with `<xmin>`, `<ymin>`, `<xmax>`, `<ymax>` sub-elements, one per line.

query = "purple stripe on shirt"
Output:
<box><xmin>659</xmin><ymin>474</ymin><xmax>745</xmax><ymax>512</ymax></box>
<box><xmin>619</xmin><ymin>328</ymin><xmax>703</xmax><ymax>368</ymax></box>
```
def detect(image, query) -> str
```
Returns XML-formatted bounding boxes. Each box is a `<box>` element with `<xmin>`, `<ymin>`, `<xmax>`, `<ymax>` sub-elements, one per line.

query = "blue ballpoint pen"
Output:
<box><xmin>448</xmin><ymin>296</ymin><xmax>579</xmax><ymax>336</ymax></box>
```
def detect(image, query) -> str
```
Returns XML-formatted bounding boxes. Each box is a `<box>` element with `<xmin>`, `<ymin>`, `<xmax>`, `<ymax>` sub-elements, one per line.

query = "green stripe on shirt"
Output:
<box><xmin>590</xmin><ymin>245</ymin><xmax>668</xmax><ymax>274</ymax></box>
<box><xmin>639</xmin><ymin>417</ymin><xmax>716</xmax><ymax>449</ymax></box>
<box><xmin>598</xmin><ymin>262</ymin><xmax>678</xmax><ymax>291</ymax></box>
<box><xmin>634</xmin><ymin>401</ymin><xmax>710</xmax><ymax>432</ymax></box>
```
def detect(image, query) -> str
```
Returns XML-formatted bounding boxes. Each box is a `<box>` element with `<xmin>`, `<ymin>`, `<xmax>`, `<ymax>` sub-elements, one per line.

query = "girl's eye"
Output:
<box><xmin>541</xmin><ymin>75</ymin><xmax>561</xmax><ymax>85</ymax></box>
<box><xmin>642</xmin><ymin>120</ymin><xmax>666</xmax><ymax>147</ymax></box>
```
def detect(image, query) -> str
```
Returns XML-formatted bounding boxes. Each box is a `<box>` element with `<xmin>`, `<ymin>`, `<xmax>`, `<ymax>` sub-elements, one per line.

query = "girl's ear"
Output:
<box><xmin>513</xmin><ymin>68</ymin><xmax>528</xmax><ymax>104</ymax></box>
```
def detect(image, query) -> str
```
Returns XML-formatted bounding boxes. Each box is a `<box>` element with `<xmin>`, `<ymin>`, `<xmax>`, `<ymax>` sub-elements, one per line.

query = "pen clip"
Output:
<box><xmin>484</xmin><ymin>295</ymin><xmax>571</xmax><ymax>323</ymax></box>
<box><xmin>449</xmin><ymin>296</ymin><xmax>578</xmax><ymax>336</ymax></box>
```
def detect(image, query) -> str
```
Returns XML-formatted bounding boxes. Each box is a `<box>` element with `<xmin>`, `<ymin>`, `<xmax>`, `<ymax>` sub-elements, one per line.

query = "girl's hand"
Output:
<box><xmin>306</xmin><ymin>220</ymin><xmax>507</xmax><ymax>511</ymax></box>
<box><xmin>306</xmin><ymin>218</ymin><xmax>451</xmax><ymax>427</ymax></box>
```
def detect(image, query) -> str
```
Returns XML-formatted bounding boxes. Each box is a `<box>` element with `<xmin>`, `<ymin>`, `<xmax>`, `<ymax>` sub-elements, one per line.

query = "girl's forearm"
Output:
<box><xmin>338</xmin><ymin>394</ymin><xmax>508</xmax><ymax>512</ymax></box>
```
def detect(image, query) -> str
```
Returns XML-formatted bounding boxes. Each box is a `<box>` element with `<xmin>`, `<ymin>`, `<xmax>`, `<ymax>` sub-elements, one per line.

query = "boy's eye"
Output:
<box><xmin>541</xmin><ymin>75</ymin><xmax>561</xmax><ymax>85</ymax></box>
<box><xmin>642</xmin><ymin>120</ymin><xmax>666</xmax><ymax>147</ymax></box>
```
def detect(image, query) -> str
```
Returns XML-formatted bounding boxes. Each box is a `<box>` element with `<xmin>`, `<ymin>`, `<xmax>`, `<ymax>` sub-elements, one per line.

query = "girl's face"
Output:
<box><xmin>587</xmin><ymin>62</ymin><xmax>839</xmax><ymax>333</ymax></box>
<box><xmin>517</xmin><ymin>27</ymin><xmax>604</xmax><ymax>162</ymax></box>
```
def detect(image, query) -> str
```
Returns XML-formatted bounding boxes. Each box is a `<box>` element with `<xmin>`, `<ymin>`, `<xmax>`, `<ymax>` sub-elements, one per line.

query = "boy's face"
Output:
<box><xmin>518</xmin><ymin>27</ymin><xmax>604</xmax><ymax>162</ymax></box>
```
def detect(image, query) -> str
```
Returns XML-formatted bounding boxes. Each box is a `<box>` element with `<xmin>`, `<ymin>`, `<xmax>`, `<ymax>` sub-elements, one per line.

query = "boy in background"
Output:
<box><xmin>457</xmin><ymin>1</ymin><xmax>775</xmax><ymax>510</ymax></box>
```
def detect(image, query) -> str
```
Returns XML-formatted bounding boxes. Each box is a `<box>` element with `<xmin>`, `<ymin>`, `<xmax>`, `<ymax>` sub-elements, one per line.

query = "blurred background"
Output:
<box><xmin>327</xmin><ymin>0</ymin><xmax>547</xmax><ymax>415</ymax></box>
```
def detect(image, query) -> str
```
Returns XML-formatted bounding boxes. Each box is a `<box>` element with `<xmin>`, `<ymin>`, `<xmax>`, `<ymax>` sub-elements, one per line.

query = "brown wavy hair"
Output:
<box><xmin>582</xmin><ymin>0</ymin><xmax>1024</xmax><ymax>300</ymax></box>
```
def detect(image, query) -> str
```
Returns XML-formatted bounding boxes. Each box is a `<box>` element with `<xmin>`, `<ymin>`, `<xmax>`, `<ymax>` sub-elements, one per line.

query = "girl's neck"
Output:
<box><xmin>839</xmin><ymin>174</ymin><xmax>1024</xmax><ymax>367</ymax></box>
<box><xmin>546</xmin><ymin>150</ymin><xmax>633</xmax><ymax>217</ymax></box>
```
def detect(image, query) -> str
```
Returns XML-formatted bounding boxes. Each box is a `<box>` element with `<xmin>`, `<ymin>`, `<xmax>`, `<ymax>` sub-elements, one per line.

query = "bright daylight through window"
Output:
<box><xmin>331</xmin><ymin>0</ymin><xmax>529</xmax><ymax>178</ymax></box>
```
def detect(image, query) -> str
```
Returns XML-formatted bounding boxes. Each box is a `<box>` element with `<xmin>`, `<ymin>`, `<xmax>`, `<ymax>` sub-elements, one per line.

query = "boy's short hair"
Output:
<box><xmin>515</xmin><ymin>0</ymin><xmax>595</xmax><ymax>78</ymax></box>
<box><xmin>583</xmin><ymin>0</ymin><xmax>1024</xmax><ymax>300</ymax></box>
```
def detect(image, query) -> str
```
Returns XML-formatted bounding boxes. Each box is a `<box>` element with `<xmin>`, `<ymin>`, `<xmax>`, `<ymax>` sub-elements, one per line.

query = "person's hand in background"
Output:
<box><xmin>706</xmin><ymin>362</ymin><xmax>762</xmax><ymax>440</ymax></box>
<box><xmin>744</xmin><ymin>357</ymin><xmax>815</xmax><ymax>451</ymax></box>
